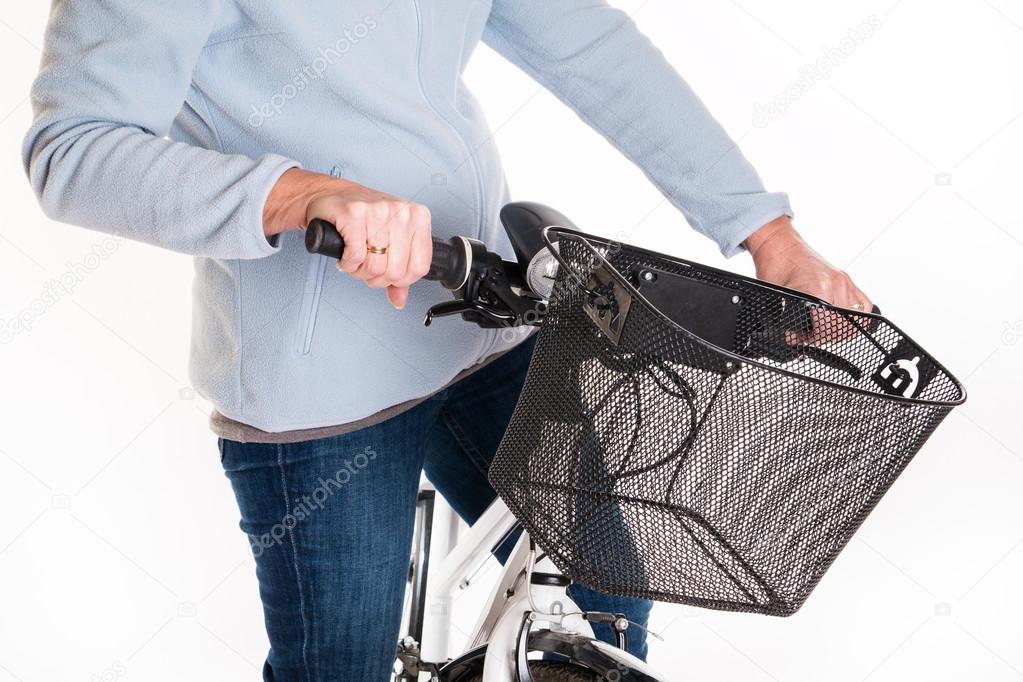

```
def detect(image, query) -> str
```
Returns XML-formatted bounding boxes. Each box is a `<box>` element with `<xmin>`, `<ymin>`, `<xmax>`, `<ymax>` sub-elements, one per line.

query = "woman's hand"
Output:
<box><xmin>745</xmin><ymin>215</ymin><xmax>873</xmax><ymax>343</ymax></box>
<box><xmin>745</xmin><ymin>215</ymin><xmax>871</xmax><ymax>309</ymax></box>
<box><xmin>264</xmin><ymin>168</ymin><xmax>433</xmax><ymax>310</ymax></box>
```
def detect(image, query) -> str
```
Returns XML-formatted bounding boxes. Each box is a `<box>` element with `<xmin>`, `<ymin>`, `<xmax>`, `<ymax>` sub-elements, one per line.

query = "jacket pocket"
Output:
<box><xmin>295</xmin><ymin>165</ymin><xmax>343</xmax><ymax>355</ymax></box>
<box><xmin>295</xmin><ymin>256</ymin><xmax>328</xmax><ymax>355</ymax></box>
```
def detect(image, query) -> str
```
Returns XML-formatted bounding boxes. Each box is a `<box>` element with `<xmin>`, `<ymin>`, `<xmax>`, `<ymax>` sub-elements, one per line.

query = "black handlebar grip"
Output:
<box><xmin>305</xmin><ymin>218</ymin><xmax>468</xmax><ymax>290</ymax></box>
<box><xmin>305</xmin><ymin>218</ymin><xmax>346</xmax><ymax>259</ymax></box>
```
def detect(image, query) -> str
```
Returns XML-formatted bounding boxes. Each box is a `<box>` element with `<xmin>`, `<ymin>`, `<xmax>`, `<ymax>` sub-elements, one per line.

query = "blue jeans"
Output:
<box><xmin>219</xmin><ymin>336</ymin><xmax>652</xmax><ymax>682</ymax></box>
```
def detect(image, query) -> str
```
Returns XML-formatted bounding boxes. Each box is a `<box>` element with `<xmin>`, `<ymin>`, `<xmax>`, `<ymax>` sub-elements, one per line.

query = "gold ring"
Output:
<box><xmin>367</xmin><ymin>244</ymin><xmax>389</xmax><ymax>255</ymax></box>
<box><xmin>851</xmin><ymin>302</ymin><xmax>864</xmax><ymax>310</ymax></box>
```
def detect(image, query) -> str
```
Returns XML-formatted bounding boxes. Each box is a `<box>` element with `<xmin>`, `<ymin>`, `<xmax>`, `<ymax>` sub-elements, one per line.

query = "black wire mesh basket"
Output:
<box><xmin>489</xmin><ymin>228</ymin><xmax>965</xmax><ymax>616</ymax></box>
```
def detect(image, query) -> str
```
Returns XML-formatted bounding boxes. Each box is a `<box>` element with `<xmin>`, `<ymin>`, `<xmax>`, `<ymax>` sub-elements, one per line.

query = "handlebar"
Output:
<box><xmin>304</xmin><ymin>219</ymin><xmax>470</xmax><ymax>290</ymax></box>
<box><xmin>303</xmin><ymin>203</ymin><xmax>880</xmax><ymax>353</ymax></box>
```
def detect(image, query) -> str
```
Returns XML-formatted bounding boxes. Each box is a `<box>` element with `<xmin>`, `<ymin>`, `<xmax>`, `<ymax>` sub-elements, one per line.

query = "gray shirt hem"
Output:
<box><xmin>210</xmin><ymin>345</ymin><xmax>518</xmax><ymax>444</ymax></box>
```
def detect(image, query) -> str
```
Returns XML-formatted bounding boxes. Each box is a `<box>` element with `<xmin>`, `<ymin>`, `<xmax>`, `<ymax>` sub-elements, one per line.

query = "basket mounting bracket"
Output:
<box><xmin>583</xmin><ymin>262</ymin><xmax>632</xmax><ymax>345</ymax></box>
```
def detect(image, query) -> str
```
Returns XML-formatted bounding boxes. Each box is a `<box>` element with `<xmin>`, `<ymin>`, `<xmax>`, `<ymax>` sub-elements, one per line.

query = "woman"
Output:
<box><xmin>23</xmin><ymin>1</ymin><xmax>871</xmax><ymax>679</ymax></box>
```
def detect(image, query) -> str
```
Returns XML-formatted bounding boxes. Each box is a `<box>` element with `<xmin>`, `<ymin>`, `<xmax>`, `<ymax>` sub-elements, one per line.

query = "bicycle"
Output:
<box><xmin>305</xmin><ymin>203</ymin><xmax>965</xmax><ymax>681</ymax></box>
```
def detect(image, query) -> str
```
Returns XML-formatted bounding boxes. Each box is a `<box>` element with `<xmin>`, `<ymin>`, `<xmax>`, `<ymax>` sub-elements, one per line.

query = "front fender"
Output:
<box><xmin>529</xmin><ymin>630</ymin><xmax>669</xmax><ymax>682</ymax></box>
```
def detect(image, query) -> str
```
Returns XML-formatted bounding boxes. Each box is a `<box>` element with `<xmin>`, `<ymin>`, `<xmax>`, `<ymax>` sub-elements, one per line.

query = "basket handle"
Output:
<box><xmin>543</xmin><ymin>226</ymin><xmax>883</xmax><ymax>324</ymax></box>
<box><xmin>542</xmin><ymin>226</ymin><xmax>886</xmax><ymax>380</ymax></box>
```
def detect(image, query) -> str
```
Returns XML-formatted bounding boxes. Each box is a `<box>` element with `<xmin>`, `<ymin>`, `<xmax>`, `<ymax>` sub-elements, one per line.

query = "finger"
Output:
<box><xmin>355</xmin><ymin>203</ymin><xmax>392</xmax><ymax>282</ymax></box>
<box><xmin>395</xmin><ymin>204</ymin><xmax>432</xmax><ymax>287</ymax></box>
<box><xmin>817</xmin><ymin>277</ymin><xmax>872</xmax><ymax>344</ymax></box>
<box><xmin>826</xmin><ymin>272</ymin><xmax>870</xmax><ymax>312</ymax></box>
<box><xmin>786</xmin><ymin>305</ymin><xmax>829</xmax><ymax>346</ymax></box>
<box><xmin>812</xmin><ymin>278</ymin><xmax>848</xmax><ymax>344</ymax></box>
<box><xmin>387</xmin><ymin>285</ymin><xmax>409</xmax><ymax>310</ymax></box>
<box><xmin>784</xmin><ymin>322</ymin><xmax>810</xmax><ymax>347</ymax></box>
<box><xmin>846</xmin><ymin>282</ymin><xmax>874</xmax><ymax>331</ymax></box>
<box><xmin>336</xmin><ymin>202</ymin><xmax>368</xmax><ymax>274</ymax></box>
<box><xmin>368</xmin><ymin>203</ymin><xmax>411</xmax><ymax>289</ymax></box>
<box><xmin>849</xmin><ymin>281</ymin><xmax>872</xmax><ymax>313</ymax></box>
<box><xmin>785</xmin><ymin>276</ymin><xmax>855</xmax><ymax>346</ymax></box>
<box><xmin>812</xmin><ymin>307</ymin><xmax>850</xmax><ymax>345</ymax></box>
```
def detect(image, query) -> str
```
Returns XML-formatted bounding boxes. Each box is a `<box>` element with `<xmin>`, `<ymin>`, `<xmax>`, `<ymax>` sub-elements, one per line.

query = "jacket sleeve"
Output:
<box><xmin>483</xmin><ymin>1</ymin><xmax>792</xmax><ymax>257</ymax></box>
<box><xmin>21</xmin><ymin>0</ymin><xmax>299</xmax><ymax>259</ymax></box>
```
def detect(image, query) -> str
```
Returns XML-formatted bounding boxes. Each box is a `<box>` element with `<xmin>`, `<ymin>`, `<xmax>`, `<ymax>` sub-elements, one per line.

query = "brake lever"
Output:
<box><xmin>423</xmin><ymin>298</ymin><xmax>518</xmax><ymax>327</ymax></box>
<box><xmin>423</xmin><ymin>299</ymin><xmax>476</xmax><ymax>326</ymax></box>
<box><xmin>424</xmin><ymin>254</ymin><xmax>546</xmax><ymax>329</ymax></box>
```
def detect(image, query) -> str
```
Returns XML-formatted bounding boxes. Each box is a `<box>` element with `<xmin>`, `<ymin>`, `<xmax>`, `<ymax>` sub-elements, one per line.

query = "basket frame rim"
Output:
<box><xmin>542</xmin><ymin>226</ymin><xmax>967</xmax><ymax>408</ymax></box>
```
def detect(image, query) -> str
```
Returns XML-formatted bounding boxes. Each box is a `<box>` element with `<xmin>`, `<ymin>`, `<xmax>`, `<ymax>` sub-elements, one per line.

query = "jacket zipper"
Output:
<box><xmin>410</xmin><ymin>0</ymin><xmax>487</xmax><ymax>240</ymax></box>
<box><xmin>411</xmin><ymin>1</ymin><xmax>498</xmax><ymax>361</ymax></box>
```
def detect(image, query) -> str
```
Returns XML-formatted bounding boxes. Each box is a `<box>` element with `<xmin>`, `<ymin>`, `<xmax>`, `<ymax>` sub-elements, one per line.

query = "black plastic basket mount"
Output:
<box><xmin>489</xmin><ymin>228</ymin><xmax>965</xmax><ymax>616</ymax></box>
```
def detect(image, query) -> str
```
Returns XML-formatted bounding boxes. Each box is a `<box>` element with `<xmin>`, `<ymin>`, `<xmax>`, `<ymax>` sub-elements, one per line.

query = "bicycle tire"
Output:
<box><xmin>460</xmin><ymin>660</ymin><xmax>601</xmax><ymax>682</ymax></box>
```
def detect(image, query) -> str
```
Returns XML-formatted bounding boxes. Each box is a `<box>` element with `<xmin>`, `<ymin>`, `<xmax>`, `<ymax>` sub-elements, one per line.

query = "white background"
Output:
<box><xmin>1</xmin><ymin>1</ymin><xmax>1021</xmax><ymax>680</ymax></box>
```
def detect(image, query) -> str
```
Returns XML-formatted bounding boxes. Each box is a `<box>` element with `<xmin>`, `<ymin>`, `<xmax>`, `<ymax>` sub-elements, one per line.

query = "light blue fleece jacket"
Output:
<box><xmin>23</xmin><ymin>0</ymin><xmax>792</xmax><ymax>432</ymax></box>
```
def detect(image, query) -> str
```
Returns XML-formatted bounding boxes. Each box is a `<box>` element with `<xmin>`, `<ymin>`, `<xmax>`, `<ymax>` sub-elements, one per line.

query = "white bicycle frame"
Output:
<box><xmin>398</xmin><ymin>479</ymin><xmax>595</xmax><ymax>681</ymax></box>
